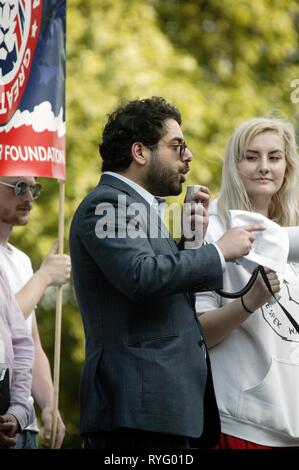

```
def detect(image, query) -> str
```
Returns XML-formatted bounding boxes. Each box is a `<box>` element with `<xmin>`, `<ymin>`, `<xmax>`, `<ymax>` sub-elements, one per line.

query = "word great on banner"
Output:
<box><xmin>0</xmin><ymin>1</ymin><xmax>42</xmax><ymax>125</ymax></box>
<box><xmin>0</xmin><ymin>0</ymin><xmax>66</xmax><ymax>180</ymax></box>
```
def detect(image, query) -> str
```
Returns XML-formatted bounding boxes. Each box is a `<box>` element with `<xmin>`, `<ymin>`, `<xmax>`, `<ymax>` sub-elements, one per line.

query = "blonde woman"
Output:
<box><xmin>196</xmin><ymin>117</ymin><xmax>299</xmax><ymax>448</ymax></box>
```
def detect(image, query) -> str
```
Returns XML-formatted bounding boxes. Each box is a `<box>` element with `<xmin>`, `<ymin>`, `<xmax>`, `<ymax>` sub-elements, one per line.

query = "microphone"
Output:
<box><xmin>185</xmin><ymin>185</ymin><xmax>204</xmax><ymax>205</ymax></box>
<box><xmin>184</xmin><ymin>185</ymin><xmax>204</xmax><ymax>249</ymax></box>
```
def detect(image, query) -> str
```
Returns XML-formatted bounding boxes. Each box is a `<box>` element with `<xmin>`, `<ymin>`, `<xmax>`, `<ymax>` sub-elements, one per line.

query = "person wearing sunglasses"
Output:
<box><xmin>0</xmin><ymin>176</ymin><xmax>71</xmax><ymax>448</ymax></box>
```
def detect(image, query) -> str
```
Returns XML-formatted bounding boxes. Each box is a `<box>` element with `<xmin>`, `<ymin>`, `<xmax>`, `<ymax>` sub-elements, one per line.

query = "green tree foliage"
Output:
<box><xmin>10</xmin><ymin>0</ymin><xmax>299</xmax><ymax>447</ymax></box>
<box><xmin>154</xmin><ymin>0</ymin><xmax>299</xmax><ymax>191</ymax></box>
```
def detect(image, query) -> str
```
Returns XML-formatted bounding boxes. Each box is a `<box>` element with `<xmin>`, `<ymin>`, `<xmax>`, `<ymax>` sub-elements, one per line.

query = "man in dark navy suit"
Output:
<box><xmin>70</xmin><ymin>97</ymin><xmax>259</xmax><ymax>449</ymax></box>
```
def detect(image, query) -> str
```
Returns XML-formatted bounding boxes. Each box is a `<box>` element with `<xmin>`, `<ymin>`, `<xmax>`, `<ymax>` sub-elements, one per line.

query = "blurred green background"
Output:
<box><xmin>10</xmin><ymin>0</ymin><xmax>299</xmax><ymax>447</ymax></box>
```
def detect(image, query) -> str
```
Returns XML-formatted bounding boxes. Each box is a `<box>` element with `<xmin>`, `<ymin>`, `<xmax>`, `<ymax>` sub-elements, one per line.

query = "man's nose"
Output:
<box><xmin>22</xmin><ymin>189</ymin><xmax>34</xmax><ymax>201</ymax></box>
<box><xmin>182</xmin><ymin>147</ymin><xmax>193</xmax><ymax>162</ymax></box>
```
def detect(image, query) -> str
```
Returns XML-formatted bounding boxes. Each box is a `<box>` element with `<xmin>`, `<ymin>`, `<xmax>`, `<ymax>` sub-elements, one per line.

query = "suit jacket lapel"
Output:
<box><xmin>99</xmin><ymin>174</ymin><xmax>178</xmax><ymax>254</ymax></box>
<box><xmin>99</xmin><ymin>174</ymin><xmax>195</xmax><ymax>309</ymax></box>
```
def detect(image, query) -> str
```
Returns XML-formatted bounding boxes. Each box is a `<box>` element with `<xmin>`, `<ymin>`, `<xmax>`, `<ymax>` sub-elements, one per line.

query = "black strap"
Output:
<box><xmin>216</xmin><ymin>265</ymin><xmax>299</xmax><ymax>334</ymax></box>
<box><xmin>216</xmin><ymin>266</ymin><xmax>260</xmax><ymax>299</ymax></box>
<box><xmin>259</xmin><ymin>265</ymin><xmax>299</xmax><ymax>334</ymax></box>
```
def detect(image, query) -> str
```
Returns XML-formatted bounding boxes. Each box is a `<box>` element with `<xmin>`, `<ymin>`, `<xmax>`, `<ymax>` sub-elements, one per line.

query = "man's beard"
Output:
<box><xmin>143</xmin><ymin>152</ymin><xmax>183</xmax><ymax>196</ymax></box>
<box><xmin>0</xmin><ymin>209</ymin><xmax>29</xmax><ymax>226</ymax></box>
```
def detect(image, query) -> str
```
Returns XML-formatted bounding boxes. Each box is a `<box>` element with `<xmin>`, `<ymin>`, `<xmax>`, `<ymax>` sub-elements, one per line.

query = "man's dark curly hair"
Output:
<box><xmin>99</xmin><ymin>96</ymin><xmax>182</xmax><ymax>172</ymax></box>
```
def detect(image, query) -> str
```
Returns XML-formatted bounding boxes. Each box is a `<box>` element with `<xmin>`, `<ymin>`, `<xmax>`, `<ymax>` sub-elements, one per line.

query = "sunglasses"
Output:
<box><xmin>0</xmin><ymin>180</ymin><xmax>42</xmax><ymax>199</ymax></box>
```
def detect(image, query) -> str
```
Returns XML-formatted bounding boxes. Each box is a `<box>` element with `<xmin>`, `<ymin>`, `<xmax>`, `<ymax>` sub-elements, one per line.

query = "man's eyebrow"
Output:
<box><xmin>168</xmin><ymin>137</ymin><xmax>184</xmax><ymax>143</ymax></box>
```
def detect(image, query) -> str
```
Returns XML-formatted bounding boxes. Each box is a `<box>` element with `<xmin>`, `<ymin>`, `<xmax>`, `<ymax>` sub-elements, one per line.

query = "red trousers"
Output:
<box><xmin>214</xmin><ymin>433</ymin><xmax>271</xmax><ymax>449</ymax></box>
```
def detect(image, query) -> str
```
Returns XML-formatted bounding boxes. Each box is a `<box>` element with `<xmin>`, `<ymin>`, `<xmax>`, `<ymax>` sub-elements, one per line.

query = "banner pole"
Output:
<box><xmin>51</xmin><ymin>179</ymin><xmax>65</xmax><ymax>447</ymax></box>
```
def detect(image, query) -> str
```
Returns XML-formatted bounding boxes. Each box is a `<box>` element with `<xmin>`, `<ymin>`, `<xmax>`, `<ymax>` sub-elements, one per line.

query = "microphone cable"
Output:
<box><xmin>216</xmin><ymin>265</ymin><xmax>299</xmax><ymax>333</ymax></box>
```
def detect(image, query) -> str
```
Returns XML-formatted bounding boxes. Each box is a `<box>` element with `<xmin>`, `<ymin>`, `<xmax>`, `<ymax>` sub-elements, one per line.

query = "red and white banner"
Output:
<box><xmin>0</xmin><ymin>1</ymin><xmax>66</xmax><ymax>179</ymax></box>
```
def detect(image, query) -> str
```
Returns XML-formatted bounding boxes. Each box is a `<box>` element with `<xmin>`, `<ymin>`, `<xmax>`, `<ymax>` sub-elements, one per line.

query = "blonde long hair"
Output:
<box><xmin>218</xmin><ymin>117</ymin><xmax>299</xmax><ymax>228</ymax></box>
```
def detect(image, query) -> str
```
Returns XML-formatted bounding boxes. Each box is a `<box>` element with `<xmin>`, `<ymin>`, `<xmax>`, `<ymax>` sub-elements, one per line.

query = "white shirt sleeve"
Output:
<box><xmin>210</xmin><ymin>242</ymin><xmax>226</xmax><ymax>272</ymax></box>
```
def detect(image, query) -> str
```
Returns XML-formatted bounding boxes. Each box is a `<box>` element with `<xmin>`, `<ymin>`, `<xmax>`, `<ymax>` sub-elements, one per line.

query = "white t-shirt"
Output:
<box><xmin>0</xmin><ymin>243</ymin><xmax>38</xmax><ymax>432</ymax></box>
<box><xmin>196</xmin><ymin>198</ymin><xmax>299</xmax><ymax>447</ymax></box>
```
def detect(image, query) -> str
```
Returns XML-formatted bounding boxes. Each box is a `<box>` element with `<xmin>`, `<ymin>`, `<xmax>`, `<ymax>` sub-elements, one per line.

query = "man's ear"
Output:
<box><xmin>131</xmin><ymin>142</ymin><xmax>148</xmax><ymax>166</ymax></box>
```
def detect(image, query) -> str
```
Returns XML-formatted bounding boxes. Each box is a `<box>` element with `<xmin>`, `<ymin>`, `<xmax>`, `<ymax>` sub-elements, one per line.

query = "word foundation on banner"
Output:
<box><xmin>0</xmin><ymin>144</ymin><xmax>65</xmax><ymax>164</ymax></box>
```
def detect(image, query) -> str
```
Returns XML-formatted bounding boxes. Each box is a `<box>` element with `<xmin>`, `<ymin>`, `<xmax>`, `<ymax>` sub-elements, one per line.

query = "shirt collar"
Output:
<box><xmin>103</xmin><ymin>171</ymin><xmax>157</xmax><ymax>206</ymax></box>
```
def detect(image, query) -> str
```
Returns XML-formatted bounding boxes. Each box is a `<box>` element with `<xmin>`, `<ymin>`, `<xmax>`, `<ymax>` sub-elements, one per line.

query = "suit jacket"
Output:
<box><xmin>69</xmin><ymin>173</ymin><xmax>223</xmax><ymax>445</ymax></box>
